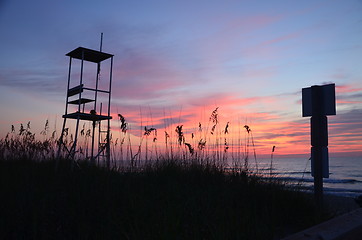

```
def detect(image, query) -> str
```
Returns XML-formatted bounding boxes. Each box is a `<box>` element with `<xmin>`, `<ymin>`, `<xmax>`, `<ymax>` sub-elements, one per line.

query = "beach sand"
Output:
<box><xmin>281</xmin><ymin>194</ymin><xmax>362</xmax><ymax>239</ymax></box>
<box><xmin>323</xmin><ymin>194</ymin><xmax>361</xmax><ymax>216</ymax></box>
<box><xmin>301</xmin><ymin>192</ymin><xmax>360</xmax><ymax>216</ymax></box>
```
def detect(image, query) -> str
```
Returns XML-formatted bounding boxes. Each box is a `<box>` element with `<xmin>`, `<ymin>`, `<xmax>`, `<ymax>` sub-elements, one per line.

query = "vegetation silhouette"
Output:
<box><xmin>0</xmin><ymin>122</ymin><xmax>330</xmax><ymax>239</ymax></box>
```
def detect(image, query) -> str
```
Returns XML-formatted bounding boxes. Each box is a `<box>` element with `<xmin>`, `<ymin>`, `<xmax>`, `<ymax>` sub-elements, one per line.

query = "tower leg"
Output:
<box><xmin>71</xmin><ymin>116</ymin><xmax>81</xmax><ymax>161</ymax></box>
<box><xmin>91</xmin><ymin>120</ymin><xmax>96</xmax><ymax>165</ymax></box>
<box><xmin>106</xmin><ymin>118</ymin><xmax>111</xmax><ymax>168</ymax></box>
<box><xmin>57</xmin><ymin>120</ymin><xmax>65</xmax><ymax>157</ymax></box>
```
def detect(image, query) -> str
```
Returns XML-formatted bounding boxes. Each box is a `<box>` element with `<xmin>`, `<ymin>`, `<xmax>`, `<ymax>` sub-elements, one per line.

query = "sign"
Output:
<box><xmin>302</xmin><ymin>83</ymin><xmax>336</xmax><ymax>117</ymax></box>
<box><xmin>302</xmin><ymin>83</ymin><xmax>337</xmax><ymax>210</ymax></box>
<box><xmin>311</xmin><ymin>146</ymin><xmax>329</xmax><ymax>178</ymax></box>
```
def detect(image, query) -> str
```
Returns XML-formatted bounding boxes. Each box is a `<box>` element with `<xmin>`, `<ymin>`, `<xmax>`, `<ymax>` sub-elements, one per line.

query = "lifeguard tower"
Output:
<box><xmin>58</xmin><ymin>45</ymin><xmax>114</xmax><ymax>167</ymax></box>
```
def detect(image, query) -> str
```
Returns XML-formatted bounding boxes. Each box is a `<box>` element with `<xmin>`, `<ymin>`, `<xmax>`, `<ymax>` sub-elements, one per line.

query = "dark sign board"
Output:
<box><xmin>302</xmin><ymin>83</ymin><xmax>336</xmax><ymax>117</ymax></box>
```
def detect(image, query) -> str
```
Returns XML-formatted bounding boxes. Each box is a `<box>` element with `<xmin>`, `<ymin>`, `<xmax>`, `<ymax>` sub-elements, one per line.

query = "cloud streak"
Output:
<box><xmin>0</xmin><ymin>0</ymin><xmax>361</xmax><ymax>157</ymax></box>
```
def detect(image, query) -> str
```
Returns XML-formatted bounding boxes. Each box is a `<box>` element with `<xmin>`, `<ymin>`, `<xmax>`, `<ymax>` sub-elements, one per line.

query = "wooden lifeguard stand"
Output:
<box><xmin>58</xmin><ymin>45</ymin><xmax>113</xmax><ymax>167</ymax></box>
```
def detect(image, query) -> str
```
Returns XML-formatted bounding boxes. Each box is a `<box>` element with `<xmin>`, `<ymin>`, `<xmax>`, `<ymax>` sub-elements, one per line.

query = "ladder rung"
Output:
<box><xmin>67</xmin><ymin>84</ymin><xmax>84</xmax><ymax>97</ymax></box>
<box><xmin>62</xmin><ymin>112</ymin><xmax>112</xmax><ymax>121</ymax></box>
<box><xmin>68</xmin><ymin>98</ymin><xmax>94</xmax><ymax>105</ymax></box>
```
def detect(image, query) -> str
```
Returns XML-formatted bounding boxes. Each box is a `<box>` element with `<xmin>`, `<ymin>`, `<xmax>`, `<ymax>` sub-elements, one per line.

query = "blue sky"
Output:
<box><xmin>0</xmin><ymin>0</ymin><xmax>361</xmax><ymax>156</ymax></box>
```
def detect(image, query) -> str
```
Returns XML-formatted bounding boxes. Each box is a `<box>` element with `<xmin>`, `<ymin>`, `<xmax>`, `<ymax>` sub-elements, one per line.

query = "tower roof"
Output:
<box><xmin>66</xmin><ymin>47</ymin><xmax>113</xmax><ymax>63</ymax></box>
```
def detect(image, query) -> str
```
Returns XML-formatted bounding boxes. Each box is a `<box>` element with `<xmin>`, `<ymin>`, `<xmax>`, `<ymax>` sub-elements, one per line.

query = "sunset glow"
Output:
<box><xmin>0</xmin><ymin>1</ymin><xmax>361</xmax><ymax>158</ymax></box>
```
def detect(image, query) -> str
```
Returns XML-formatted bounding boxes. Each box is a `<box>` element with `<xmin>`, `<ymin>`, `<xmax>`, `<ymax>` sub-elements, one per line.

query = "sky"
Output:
<box><xmin>0</xmin><ymin>0</ymin><xmax>361</xmax><ymax>158</ymax></box>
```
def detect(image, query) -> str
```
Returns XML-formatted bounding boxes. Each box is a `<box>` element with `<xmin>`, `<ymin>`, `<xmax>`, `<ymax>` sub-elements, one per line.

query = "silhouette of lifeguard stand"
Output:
<box><xmin>58</xmin><ymin>46</ymin><xmax>113</xmax><ymax>167</ymax></box>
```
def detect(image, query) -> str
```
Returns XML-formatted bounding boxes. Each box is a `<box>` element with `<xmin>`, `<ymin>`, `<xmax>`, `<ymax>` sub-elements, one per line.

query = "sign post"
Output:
<box><xmin>302</xmin><ymin>83</ymin><xmax>336</xmax><ymax>210</ymax></box>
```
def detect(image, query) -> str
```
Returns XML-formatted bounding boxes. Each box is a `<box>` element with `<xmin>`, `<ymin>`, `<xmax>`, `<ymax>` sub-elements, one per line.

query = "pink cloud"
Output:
<box><xmin>335</xmin><ymin>84</ymin><xmax>362</xmax><ymax>105</ymax></box>
<box><xmin>336</xmin><ymin>84</ymin><xmax>362</xmax><ymax>94</ymax></box>
<box><xmin>96</xmin><ymin>80</ymin><xmax>362</xmax><ymax>157</ymax></box>
<box><xmin>112</xmin><ymin>54</ymin><xmax>185</xmax><ymax>101</ymax></box>
<box><xmin>113</xmin><ymin>103</ymin><xmax>362</xmax><ymax>157</ymax></box>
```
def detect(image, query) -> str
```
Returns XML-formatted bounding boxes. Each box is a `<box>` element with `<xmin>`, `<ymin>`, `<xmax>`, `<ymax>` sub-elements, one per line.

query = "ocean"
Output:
<box><xmin>113</xmin><ymin>155</ymin><xmax>362</xmax><ymax>197</ymax></box>
<box><xmin>256</xmin><ymin>156</ymin><xmax>362</xmax><ymax>197</ymax></box>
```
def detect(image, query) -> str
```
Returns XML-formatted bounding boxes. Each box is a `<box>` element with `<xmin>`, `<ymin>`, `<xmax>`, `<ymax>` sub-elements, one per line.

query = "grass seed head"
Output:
<box><xmin>210</xmin><ymin>107</ymin><xmax>219</xmax><ymax>124</ymax></box>
<box><xmin>175</xmin><ymin>125</ymin><xmax>184</xmax><ymax>145</ymax></box>
<box><xmin>244</xmin><ymin>125</ymin><xmax>251</xmax><ymax>133</ymax></box>
<box><xmin>118</xmin><ymin>114</ymin><xmax>128</xmax><ymax>133</ymax></box>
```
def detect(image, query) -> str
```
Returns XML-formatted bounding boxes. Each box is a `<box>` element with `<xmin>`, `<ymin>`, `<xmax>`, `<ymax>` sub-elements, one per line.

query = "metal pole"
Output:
<box><xmin>100</xmin><ymin>33</ymin><xmax>103</xmax><ymax>52</ymax></box>
<box><xmin>65</xmin><ymin>57</ymin><xmax>72</xmax><ymax>115</ymax></box>
<box><xmin>57</xmin><ymin>57</ymin><xmax>73</xmax><ymax>162</ymax></box>
<box><xmin>91</xmin><ymin>33</ymin><xmax>104</xmax><ymax>166</ymax></box>
<box><xmin>92</xmin><ymin>68</ymin><xmax>99</xmax><ymax>165</ymax></box>
<box><xmin>311</xmin><ymin>86</ymin><xmax>325</xmax><ymax>210</ymax></box>
<box><xmin>73</xmin><ymin>49</ymin><xmax>84</xmax><ymax>159</ymax></box>
<box><xmin>106</xmin><ymin>56</ymin><xmax>113</xmax><ymax>168</ymax></box>
<box><xmin>98</xmin><ymin>102</ymin><xmax>103</xmax><ymax>165</ymax></box>
<box><xmin>91</xmin><ymin>122</ymin><xmax>96</xmax><ymax>165</ymax></box>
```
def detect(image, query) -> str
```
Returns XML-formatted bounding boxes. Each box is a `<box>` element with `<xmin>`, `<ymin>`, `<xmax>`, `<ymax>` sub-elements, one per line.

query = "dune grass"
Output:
<box><xmin>0</xmin><ymin>156</ymin><xmax>327</xmax><ymax>240</ymax></box>
<box><xmin>0</xmin><ymin>115</ymin><xmax>331</xmax><ymax>239</ymax></box>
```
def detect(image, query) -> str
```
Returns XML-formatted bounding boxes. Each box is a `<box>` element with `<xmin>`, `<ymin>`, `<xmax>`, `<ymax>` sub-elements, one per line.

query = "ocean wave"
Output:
<box><xmin>325</xmin><ymin>179</ymin><xmax>361</xmax><ymax>184</ymax></box>
<box><xmin>272</xmin><ymin>176</ymin><xmax>361</xmax><ymax>184</ymax></box>
<box><xmin>285</xmin><ymin>171</ymin><xmax>311</xmax><ymax>175</ymax></box>
<box><xmin>323</xmin><ymin>187</ymin><xmax>362</xmax><ymax>196</ymax></box>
